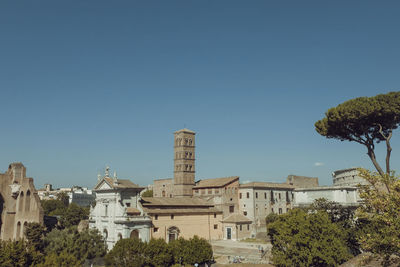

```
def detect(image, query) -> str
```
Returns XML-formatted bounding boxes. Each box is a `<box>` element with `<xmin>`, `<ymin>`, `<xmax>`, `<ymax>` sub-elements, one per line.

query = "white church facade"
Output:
<box><xmin>89</xmin><ymin>167</ymin><xmax>152</xmax><ymax>249</ymax></box>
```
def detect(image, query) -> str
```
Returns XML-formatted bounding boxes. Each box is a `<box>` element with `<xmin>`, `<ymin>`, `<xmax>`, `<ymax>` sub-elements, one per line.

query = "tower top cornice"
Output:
<box><xmin>174</xmin><ymin>128</ymin><xmax>195</xmax><ymax>134</ymax></box>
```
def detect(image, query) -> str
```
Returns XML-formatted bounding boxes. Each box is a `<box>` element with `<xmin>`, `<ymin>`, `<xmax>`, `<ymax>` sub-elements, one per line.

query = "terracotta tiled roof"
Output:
<box><xmin>95</xmin><ymin>178</ymin><xmax>144</xmax><ymax>190</ymax></box>
<box><xmin>141</xmin><ymin>197</ymin><xmax>213</xmax><ymax>207</ymax></box>
<box><xmin>240</xmin><ymin>182</ymin><xmax>294</xmax><ymax>189</ymax></box>
<box><xmin>222</xmin><ymin>213</ymin><xmax>252</xmax><ymax>223</ymax></box>
<box><xmin>193</xmin><ymin>176</ymin><xmax>239</xmax><ymax>189</ymax></box>
<box><xmin>143</xmin><ymin>207</ymin><xmax>221</xmax><ymax>215</ymax></box>
<box><xmin>126</xmin><ymin>207</ymin><xmax>141</xmax><ymax>215</ymax></box>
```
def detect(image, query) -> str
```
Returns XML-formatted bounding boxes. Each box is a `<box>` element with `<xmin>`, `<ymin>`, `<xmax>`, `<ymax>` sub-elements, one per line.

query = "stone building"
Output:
<box><xmin>293</xmin><ymin>186</ymin><xmax>359</xmax><ymax>207</ymax></box>
<box><xmin>89</xmin><ymin>167</ymin><xmax>152</xmax><ymax>249</ymax></box>
<box><xmin>332</xmin><ymin>168</ymin><xmax>367</xmax><ymax>186</ymax></box>
<box><xmin>239</xmin><ymin>182</ymin><xmax>295</xmax><ymax>236</ymax></box>
<box><xmin>221</xmin><ymin>213</ymin><xmax>252</xmax><ymax>241</ymax></box>
<box><xmin>153</xmin><ymin>178</ymin><xmax>173</xmax><ymax>198</ymax></box>
<box><xmin>0</xmin><ymin>162</ymin><xmax>43</xmax><ymax>240</ymax></box>
<box><xmin>173</xmin><ymin>128</ymin><xmax>196</xmax><ymax>197</ymax></box>
<box><xmin>193</xmin><ymin>176</ymin><xmax>240</xmax><ymax>219</ymax></box>
<box><xmin>286</xmin><ymin>175</ymin><xmax>319</xmax><ymax>188</ymax></box>
<box><xmin>141</xmin><ymin>197</ymin><xmax>223</xmax><ymax>242</ymax></box>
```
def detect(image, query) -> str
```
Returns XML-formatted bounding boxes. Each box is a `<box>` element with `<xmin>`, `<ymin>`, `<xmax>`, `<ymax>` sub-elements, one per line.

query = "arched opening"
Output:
<box><xmin>118</xmin><ymin>233</ymin><xmax>123</xmax><ymax>240</ymax></box>
<box><xmin>103</xmin><ymin>229</ymin><xmax>108</xmax><ymax>240</ymax></box>
<box><xmin>16</xmin><ymin>221</ymin><xmax>21</xmax><ymax>240</ymax></box>
<box><xmin>130</xmin><ymin>229</ymin><xmax>139</xmax><ymax>239</ymax></box>
<box><xmin>0</xmin><ymin>194</ymin><xmax>4</xmax><ymax>235</ymax></box>
<box><xmin>167</xmin><ymin>226</ymin><xmax>180</xmax><ymax>242</ymax></box>
<box><xmin>23</xmin><ymin>222</ymin><xmax>28</xmax><ymax>239</ymax></box>
<box><xmin>162</xmin><ymin>190</ymin><xmax>166</xmax><ymax>197</ymax></box>
<box><xmin>25</xmin><ymin>190</ymin><xmax>31</xmax><ymax>212</ymax></box>
<box><xmin>18</xmin><ymin>192</ymin><xmax>24</xmax><ymax>212</ymax></box>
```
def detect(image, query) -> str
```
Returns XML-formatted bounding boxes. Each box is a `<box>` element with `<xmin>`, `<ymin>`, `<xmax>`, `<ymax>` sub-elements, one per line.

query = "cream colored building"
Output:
<box><xmin>141</xmin><ymin>197</ymin><xmax>223</xmax><ymax>242</ymax></box>
<box><xmin>0</xmin><ymin>162</ymin><xmax>44</xmax><ymax>240</ymax></box>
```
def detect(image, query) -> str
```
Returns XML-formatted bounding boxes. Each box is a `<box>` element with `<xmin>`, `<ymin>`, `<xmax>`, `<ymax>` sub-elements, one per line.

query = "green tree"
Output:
<box><xmin>0</xmin><ymin>240</ymin><xmax>32</xmax><ymax>267</ymax></box>
<box><xmin>268</xmin><ymin>209</ymin><xmax>351</xmax><ymax>267</ymax></box>
<box><xmin>142</xmin><ymin>189</ymin><xmax>153</xmax><ymax>197</ymax></box>
<box><xmin>44</xmin><ymin>226</ymin><xmax>106</xmax><ymax>265</ymax></box>
<box><xmin>25</xmin><ymin>222</ymin><xmax>46</xmax><ymax>265</ymax></box>
<box><xmin>57</xmin><ymin>192</ymin><xmax>70</xmax><ymax>207</ymax></box>
<box><xmin>308</xmin><ymin>198</ymin><xmax>361</xmax><ymax>256</ymax></box>
<box><xmin>169</xmin><ymin>237</ymin><xmax>187</xmax><ymax>265</ymax></box>
<box><xmin>41</xmin><ymin>199</ymin><xmax>66</xmax><ymax>216</ymax></box>
<box><xmin>357</xmin><ymin>169</ymin><xmax>400</xmax><ymax>266</ymax></box>
<box><xmin>59</xmin><ymin>203</ymin><xmax>89</xmax><ymax>228</ymax></box>
<box><xmin>184</xmin><ymin>236</ymin><xmax>213</xmax><ymax>265</ymax></box>
<box><xmin>315</xmin><ymin>91</ymin><xmax>400</xmax><ymax>177</ymax></box>
<box><xmin>36</xmin><ymin>251</ymin><xmax>80</xmax><ymax>267</ymax></box>
<box><xmin>144</xmin><ymin>238</ymin><xmax>173</xmax><ymax>267</ymax></box>
<box><xmin>105</xmin><ymin>238</ymin><xmax>146</xmax><ymax>267</ymax></box>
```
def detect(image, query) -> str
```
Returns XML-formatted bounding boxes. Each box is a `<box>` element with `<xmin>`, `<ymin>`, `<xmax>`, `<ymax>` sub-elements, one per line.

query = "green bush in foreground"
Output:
<box><xmin>268</xmin><ymin>209</ymin><xmax>351</xmax><ymax>267</ymax></box>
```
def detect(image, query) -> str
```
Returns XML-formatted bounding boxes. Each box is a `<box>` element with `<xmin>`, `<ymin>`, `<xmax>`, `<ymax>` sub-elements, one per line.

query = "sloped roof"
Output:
<box><xmin>95</xmin><ymin>178</ymin><xmax>144</xmax><ymax>190</ymax></box>
<box><xmin>126</xmin><ymin>207</ymin><xmax>141</xmax><ymax>215</ymax></box>
<box><xmin>143</xmin><ymin>207</ymin><xmax>221</xmax><ymax>215</ymax></box>
<box><xmin>193</xmin><ymin>176</ymin><xmax>239</xmax><ymax>189</ymax></box>
<box><xmin>240</xmin><ymin>182</ymin><xmax>294</xmax><ymax>189</ymax></box>
<box><xmin>222</xmin><ymin>213</ymin><xmax>252</xmax><ymax>223</ymax></box>
<box><xmin>141</xmin><ymin>197</ymin><xmax>213</xmax><ymax>207</ymax></box>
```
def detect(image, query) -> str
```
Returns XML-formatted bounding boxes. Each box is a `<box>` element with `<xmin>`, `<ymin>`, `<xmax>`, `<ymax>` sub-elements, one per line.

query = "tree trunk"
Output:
<box><xmin>367</xmin><ymin>147</ymin><xmax>385</xmax><ymax>177</ymax></box>
<box><xmin>385</xmin><ymin>132</ymin><xmax>392</xmax><ymax>175</ymax></box>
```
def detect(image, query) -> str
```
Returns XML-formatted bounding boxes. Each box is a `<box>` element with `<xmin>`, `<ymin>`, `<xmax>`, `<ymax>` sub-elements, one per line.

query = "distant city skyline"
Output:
<box><xmin>1</xmin><ymin>1</ymin><xmax>399</xmax><ymax>188</ymax></box>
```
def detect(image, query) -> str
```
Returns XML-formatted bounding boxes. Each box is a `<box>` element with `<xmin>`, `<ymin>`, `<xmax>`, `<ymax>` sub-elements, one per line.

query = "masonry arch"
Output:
<box><xmin>16</xmin><ymin>221</ymin><xmax>21</xmax><ymax>240</ymax></box>
<box><xmin>0</xmin><ymin>194</ymin><xmax>4</xmax><ymax>236</ymax></box>
<box><xmin>130</xmin><ymin>229</ymin><xmax>139</xmax><ymax>239</ymax></box>
<box><xmin>23</xmin><ymin>221</ymin><xmax>28</xmax><ymax>238</ymax></box>
<box><xmin>103</xmin><ymin>229</ymin><xmax>108</xmax><ymax>240</ymax></box>
<box><xmin>167</xmin><ymin>226</ymin><xmax>180</xmax><ymax>242</ymax></box>
<box><xmin>18</xmin><ymin>191</ymin><xmax>24</xmax><ymax>212</ymax></box>
<box><xmin>25</xmin><ymin>190</ymin><xmax>31</xmax><ymax>212</ymax></box>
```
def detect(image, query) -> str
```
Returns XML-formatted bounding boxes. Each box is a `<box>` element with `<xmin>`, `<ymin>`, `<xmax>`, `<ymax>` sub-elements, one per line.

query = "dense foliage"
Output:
<box><xmin>268</xmin><ymin>208</ymin><xmax>352</xmax><ymax>267</ymax></box>
<box><xmin>105</xmin><ymin>236</ymin><xmax>213</xmax><ymax>267</ymax></box>
<box><xmin>315</xmin><ymin>91</ymin><xmax>400</xmax><ymax>176</ymax></box>
<box><xmin>141</xmin><ymin>189</ymin><xmax>153</xmax><ymax>197</ymax></box>
<box><xmin>357</xmin><ymin>169</ymin><xmax>400</xmax><ymax>266</ymax></box>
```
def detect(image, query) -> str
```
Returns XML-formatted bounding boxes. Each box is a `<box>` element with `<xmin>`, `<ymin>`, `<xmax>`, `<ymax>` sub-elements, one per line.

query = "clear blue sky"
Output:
<box><xmin>1</xmin><ymin>1</ymin><xmax>399</xmax><ymax>188</ymax></box>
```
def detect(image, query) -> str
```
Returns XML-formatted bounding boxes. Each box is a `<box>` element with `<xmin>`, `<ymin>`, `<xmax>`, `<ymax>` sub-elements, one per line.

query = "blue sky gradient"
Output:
<box><xmin>1</xmin><ymin>1</ymin><xmax>399</xmax><ymax>188</ymax></box>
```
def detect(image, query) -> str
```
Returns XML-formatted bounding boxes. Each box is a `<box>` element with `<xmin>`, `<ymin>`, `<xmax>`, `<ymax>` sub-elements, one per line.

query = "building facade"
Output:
<box><xmin>293</xmin><ymin>186</ymin><xmax>359</xmax><ymax>207</ymax></box>
<box><xmin>89</xmin><ymin>167</ymin><xmax>152</xmax><ymax>249</ymax></box>
<box><xmin>332</xmin><ymin>168</ymin><xmax>367</xmax><ymax>186</ymax></box>
<box><xmin>0</xmin><ymin>163</ymin><xmax>43</xmax><ymax>240</ymax></box>
<box><xmin>173</xmin><ymin>128</ymin><xmax>196</xmax><ymax>197</ymax></box>
<box><xmin>141</xmin><ymin>197</ymin><xmax>223</xmax><ymax>242</ymax></box>
<box><xmin>239</xmin><ymin>182</ymin><xmax>294</xmax><ymax>235</ymax></box>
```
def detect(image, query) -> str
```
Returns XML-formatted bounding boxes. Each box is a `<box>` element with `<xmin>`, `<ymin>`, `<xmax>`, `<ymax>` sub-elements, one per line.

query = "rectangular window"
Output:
<box><xmin>246</xmin><ymin>192</ymin><xmax>249</xmax><ymax>198</ymax></box>
<box><xmin>154</xmin><ymin>227</ymin><xmax>159</xmax><ymax>233</ymax></box>
<box><xmin>240</xmin><ymin>225</ymin><xmax>242</xmax><ymax>231</ymax></box>
<box><xmin>171</xmin><ymin>215</ymin><xmax>174</xmax><ymax>219</ymax></box>
<box><xmin>264</xmin><ymin>192</ymin><xmax>267</xmax><ymax>199</ymax></box>
<box><xmin>243</xmin><ymin>211</ymin><xmax>247</xmax><ymax>216</ymax></box>
<box><xmin>215</xmin><ymin>189</ymin><xmax>219</xmax><ymax>194</ymax></box>
<box><xmin>214</xmin><ymin>213</ymin><xmax>217</xmax><ymax>218</ymax></box>
<box><xmin>229</xmin><ymin>205</ymin><xmax>234</xmax><ymax>213</ymax></box>
<box><xmin>247</xmin><ymin>224</ymin><xmax>249</xmax><ymax>230</ymax></box>
<box><xmin>126</xmin><ymin>203</ymin><xmax>131</xmax><ymax>207</ymax></box>
<box><xmin>155</xmin><ymin>215</ymin><xmax>158</xmax><ymax>220</ymax></box>
<box><xmin>239</xmin><ymin>193</ymin><xmax>242</xmax><ymax>199</ymax></box>
<box><xmin>201</xmin><ymin>189</ymin><xmax>205</xmax><ymax>195</ymax></box>
<box><xmin>279</xmin><ymin>193</ymin><xmax>281</xmax><ymax>200</ymax></box>
<box><xmin>214</xmin><ymin>224</ymin><xmax>218</xmax><ymax>229</ymax></box>
<box><xmin>279</xmin><ymin>208</ymin><xmax>282</xmax><ymax>214</ymax></box>
<box><xmin>194</xmin><ymin>189</ymin><xmax>199</xmax><ymax>193</ymax></box>
<box><xmin>104</xmin><ymin>204</ymin><xmax>108</xmax><ymax>216</ymax></box>
<box><xmin>208</xmin><ymin>189</ymin><xmax>212</xmax><ymax>194</ymax></box>
<box><xmin>256</xmin><ymin>192</ymin><xmax>258</xmax><ymax>198</ymax></box>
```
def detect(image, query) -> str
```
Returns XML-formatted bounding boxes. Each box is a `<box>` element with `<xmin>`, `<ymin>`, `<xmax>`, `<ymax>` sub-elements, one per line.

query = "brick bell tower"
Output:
<box><xmin>173</xmin><ymin>128</ymin><xmax>195</xmax><ymax>197</ymax></box>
